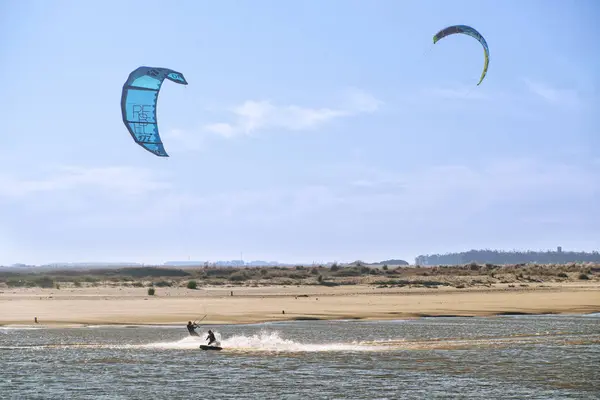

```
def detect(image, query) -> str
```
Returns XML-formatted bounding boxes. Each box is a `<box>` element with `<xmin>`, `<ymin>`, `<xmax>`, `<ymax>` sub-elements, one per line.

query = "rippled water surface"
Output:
<box><xmin>1</xmin><ymin>314</ymin><xmax>599</xmax><ymax>399</ymax></box>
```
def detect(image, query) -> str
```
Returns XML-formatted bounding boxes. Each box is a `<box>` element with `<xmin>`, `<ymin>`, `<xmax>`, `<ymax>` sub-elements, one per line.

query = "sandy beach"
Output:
<box><xmin>1</xmin><ymin>282</ymin><xmax>599</xmax><ymax>327</ymax></box>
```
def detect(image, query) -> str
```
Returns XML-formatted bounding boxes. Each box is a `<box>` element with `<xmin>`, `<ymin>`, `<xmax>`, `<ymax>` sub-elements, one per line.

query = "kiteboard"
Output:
<box><xmin>200</xmin><ymin>345</ymin><xmax>222</xmax><ymax>351</ymax></box>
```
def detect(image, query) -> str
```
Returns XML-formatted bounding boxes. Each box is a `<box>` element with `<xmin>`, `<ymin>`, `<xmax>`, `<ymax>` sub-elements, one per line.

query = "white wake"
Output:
<box><xmin>143</xmin><ymin>329</ymin><xmax>381</xmax><ymax>352</ymax></box>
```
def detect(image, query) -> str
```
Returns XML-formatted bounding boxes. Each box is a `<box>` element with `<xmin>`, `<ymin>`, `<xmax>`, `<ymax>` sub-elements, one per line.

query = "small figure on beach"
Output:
<box><xmin>206</xmin><ymin>329</ymin><xmax>217</xmax><ymax>345</ymax></box>
<box><xmin>187</xmin><ymin>321</ymin><xmax>199</xmax><ymax>336</ymax></box>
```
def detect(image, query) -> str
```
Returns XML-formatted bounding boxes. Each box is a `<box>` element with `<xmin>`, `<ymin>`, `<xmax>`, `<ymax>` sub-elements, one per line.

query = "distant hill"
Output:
<box><xmin>1</xmin><ymin>260</ymin><xmax>285</xmax><ymax>270</ymax></box>
<box><xmin>42</xmin><ymin>262</ymin><xmax>143</xmax><ymax>268</ymax></box>
<box><xmin>164</xmin><ymin>261</ymin><xmax>207</xmax><ymax>267</ymax></box>
<box><xmin>246</xmin><ymin>260</ymin><xmax>279</xmax><ymax>266</ymax></box>
<box><xmin>377</xmin><ymin>259</ymin><xmax>409</xmax><ymax>266</ymax></box>
<box><xmin>164</xmin><ymin>260</ymin><xmax>280</xmax><ymax>267</ymax></box>
<box><xmin>0</xmin><ymin>262</ymin><xmax>146</xmax><ymax>274</ymax></box>
<box><xmin>3</xmin><ymin>258</ymin><xmax>418</xmax><ymax>270</ymax></box>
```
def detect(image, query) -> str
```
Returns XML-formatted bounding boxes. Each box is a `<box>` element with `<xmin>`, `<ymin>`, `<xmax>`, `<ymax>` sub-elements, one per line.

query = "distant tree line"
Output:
<box><xmin>415</xmin><ymin>249</ymin><xmax>600</xmax><ymax>266</ymax></box>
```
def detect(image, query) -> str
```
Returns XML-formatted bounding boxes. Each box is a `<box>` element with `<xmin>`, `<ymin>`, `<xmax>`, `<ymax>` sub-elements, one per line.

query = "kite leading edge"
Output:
<box><xmin>433</xmin><ymin>25</ymin><xmax>489</xmax><ymax>86</ymax></box>
<box><xmin>121</xmin><ymin>66</ymin><xmax>188</xmax><ymax>157</ymax></box>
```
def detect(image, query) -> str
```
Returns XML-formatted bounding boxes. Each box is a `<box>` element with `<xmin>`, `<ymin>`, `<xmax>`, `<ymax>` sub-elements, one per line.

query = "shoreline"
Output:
<box><xmin>2</xmin><ymin>310</ymin><xmax>600</xmax><ymax>330</ymax></box>
<box><xmin>2</xmin><ymin>283</ymin><xmax>598</xmax><ymax>328</ymax></box>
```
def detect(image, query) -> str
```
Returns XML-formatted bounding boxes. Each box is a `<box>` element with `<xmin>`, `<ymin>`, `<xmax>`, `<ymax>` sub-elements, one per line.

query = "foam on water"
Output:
<box><xmin>0</xmin><ymin>326</ymin><xmax>43</xmax><ymax>332</ymax></box>
<box><xmin>0</xmin><ymin>330</ymin><xmax>382</xmax><ymax>352</ymax></box>
<box><xmin>220</xmin><ymin>330</ymin><xmax>380</xmax><ymax>352</ymax></box>
<box><xmin>585</xmin><ymin>312</ymin><xmax>600</xmax><ymax>317</ymax></box>
<box><xmin>143</xmin><ymin>335</ymin><xmax>206</xmax><ymax>350</ymax></box>
<box><xmin>143</xmin><ymin>330</ymin><xmax>381</xmax><ymax>352</ymax></box>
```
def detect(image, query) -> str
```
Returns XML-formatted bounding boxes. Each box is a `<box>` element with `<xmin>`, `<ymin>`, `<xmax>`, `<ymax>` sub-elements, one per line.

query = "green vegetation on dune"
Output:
<box><xmin>0</xmin><ymin>263</ymin><xmax>598</xmax><ymax>290</ymax></box>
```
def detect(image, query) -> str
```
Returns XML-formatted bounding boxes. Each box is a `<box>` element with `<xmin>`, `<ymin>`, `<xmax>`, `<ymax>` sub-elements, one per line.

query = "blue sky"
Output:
<box><xmin>0</xmin><ymin>0</ymin><xmax>598</xmax><ymax>265</ymax></box>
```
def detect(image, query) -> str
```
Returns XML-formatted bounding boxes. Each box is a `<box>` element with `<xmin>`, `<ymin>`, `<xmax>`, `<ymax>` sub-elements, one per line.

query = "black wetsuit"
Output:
<box><xmin>187</xmin><ymin>323</ymin><xmax>199</xmax><ymax>336</ymax></box>
<box><xmin>206</xmin><ymin>332</ymin><xmax>216</xmax><ymax>345</ymax></box>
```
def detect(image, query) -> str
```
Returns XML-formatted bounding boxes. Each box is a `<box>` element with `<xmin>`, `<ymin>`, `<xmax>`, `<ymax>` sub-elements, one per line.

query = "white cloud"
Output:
<box><xmin>421</xmin><ymin>85</ymin><xmax>489</xmax><ymax>100</ymax></box>
<box><xmin>524</xmin><ymin>79</ymin><xmax>583</xmax><ymax>108</ymax></box>
<box><xmin>389</xmin><ymin>158</ymin><xmax>594</xmax><ymax>195</ymax></box>
<box><xmin>204</xmin><ymin>88</ymin><xmax>382</xmax><ymax>138</ymax></box>
<box><xmin>330</xmin><ymin>158</ymin><xmax>595</xmax><ymax>228</ymax></box>
<box><xmin>341</xmin><ymin>87</ymin><xmax>383</xmax><ymax>113</ymax></box>
<box><xmin>203</xmin><ymin>123</ymin><xmax>236</xmax><ymax>138</ymax></box>
<box><xmin>3</xmin><ymin>157</ymin><xmax>597</xmax><ymax>241</ymax></box>
<box><xmin>4</xmin><ymin>159</ymin><xmax>595</xmax><ymax>220</ymax></box>
<box><xmin>0</xmin><ymin>166</ymin><xmax>170</xmax><ymax>199</ymax></box>
<box><xmin>162</xmin><ymin>128</ymin><xmax>205</xmax><ymax>151</ymax></box>
<box><xmin>112</xmin><ymin>157</ymin><xmax>599</xmax><ymax>228</ymax></box>
<box><xmin>2</xmin><ymin>157</ymin><xmax>597</xmax><ymax>265</ymax></box>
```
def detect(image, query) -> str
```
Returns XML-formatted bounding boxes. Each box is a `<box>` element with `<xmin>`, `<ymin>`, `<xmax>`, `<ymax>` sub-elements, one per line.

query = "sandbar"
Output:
<box><xmin>1</xmin><ymin>283</ymin><xmax>598</xmax><ymax>327</ymax></box>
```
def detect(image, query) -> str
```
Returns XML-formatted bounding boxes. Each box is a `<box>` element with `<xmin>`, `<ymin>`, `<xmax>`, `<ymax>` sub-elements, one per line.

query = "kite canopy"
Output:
<box><xmin>433</xmin><ymin>25</ymin><xmax>489</xmax><ymax>86</ymax></box>
<box><xmin>121</xmin><ymin>66</ymin><xmax>188</xmax><ymax>157</ymax></box>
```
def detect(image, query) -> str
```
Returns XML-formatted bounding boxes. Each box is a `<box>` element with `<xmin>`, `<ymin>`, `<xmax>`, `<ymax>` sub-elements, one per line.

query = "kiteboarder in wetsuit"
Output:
<box><xmin>187</xmin><ymin>321</ymin><xmax>199</xmax><ymax>336</ymax></box>
<box><xmin>206</xmin><ymin>330</ymin><xmax>216</xmax><ymax>345</ymax></box>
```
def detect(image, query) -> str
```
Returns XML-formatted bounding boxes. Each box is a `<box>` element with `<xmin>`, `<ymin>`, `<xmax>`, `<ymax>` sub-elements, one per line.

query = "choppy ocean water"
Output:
<box><xmin>1</xmin><ymin>314</ymin><xmax>599</xmax><ymax>399</ymax></box>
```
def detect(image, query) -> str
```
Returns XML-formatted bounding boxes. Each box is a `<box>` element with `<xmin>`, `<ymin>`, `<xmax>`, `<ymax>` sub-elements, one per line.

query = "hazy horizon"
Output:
<box><xmin>1</xmin><ymin>0</ymin><xmax>598</xmax><ymax>265</ymax></box>
<box><xmin>5</xmin><ymin>245</ymin><xmax>599</xmax><ymax>268</ymax></box>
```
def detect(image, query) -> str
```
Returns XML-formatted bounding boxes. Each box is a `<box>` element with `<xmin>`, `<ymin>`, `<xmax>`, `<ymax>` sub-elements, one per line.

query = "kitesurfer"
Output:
<box><xmin>187</xmin><ymin>321</ymin><xmax>199</xmax><ymax>336</ymax></box>
<box><xmin>206</xmin><ymin>329</ymin><xmax>216</xmax><ymax>345</ymax></box>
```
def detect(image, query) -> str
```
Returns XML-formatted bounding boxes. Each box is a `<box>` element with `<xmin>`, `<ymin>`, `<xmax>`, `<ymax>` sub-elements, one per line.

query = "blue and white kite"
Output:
<box><xmin>121</xmin><ymin>66</ymin><xmax>188</xmax><ymax>157</ymax></box>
